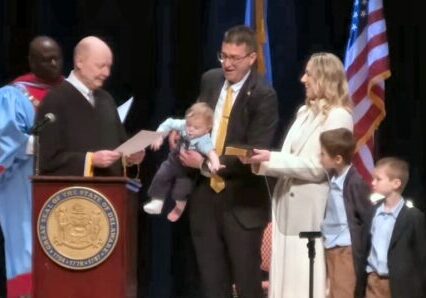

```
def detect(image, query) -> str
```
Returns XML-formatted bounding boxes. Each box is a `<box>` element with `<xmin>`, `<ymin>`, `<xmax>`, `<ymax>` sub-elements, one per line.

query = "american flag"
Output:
<box><xmin>344</xmin><ymin>0</ymin><xmax>391</xmax><ymax>182</ymax></box>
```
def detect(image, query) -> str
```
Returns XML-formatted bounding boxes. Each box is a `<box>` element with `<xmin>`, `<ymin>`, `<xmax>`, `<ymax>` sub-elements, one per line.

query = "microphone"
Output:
<box><xmin>31</xmin><ymin>113</ymin><xmax>56</xmax><ymax>134</ymax></box>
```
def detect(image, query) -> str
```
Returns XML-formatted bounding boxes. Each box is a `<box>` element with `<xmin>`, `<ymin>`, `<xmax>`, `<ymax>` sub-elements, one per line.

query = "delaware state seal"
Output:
<box><xmin>37</xmin><ymin>186</ymin><xmax>119</xmax><ymax>270</ymax></box>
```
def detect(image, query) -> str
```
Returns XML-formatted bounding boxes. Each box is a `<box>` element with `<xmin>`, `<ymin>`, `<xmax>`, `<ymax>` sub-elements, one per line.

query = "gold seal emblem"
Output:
<box><xmin>38</xmin><ymin>187</ymin><xmax>119</xmax><ymax>270</ymax></box>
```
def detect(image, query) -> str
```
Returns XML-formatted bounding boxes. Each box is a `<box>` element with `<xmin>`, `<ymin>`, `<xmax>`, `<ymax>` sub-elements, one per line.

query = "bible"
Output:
<box><xmin>224</xmin><ymin>145</ymin><xmax>254</xmax><ymax>157</ymax></box>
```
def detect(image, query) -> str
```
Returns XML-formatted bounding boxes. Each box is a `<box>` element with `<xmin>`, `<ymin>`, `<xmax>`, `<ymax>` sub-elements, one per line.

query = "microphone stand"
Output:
<box><xmin>31</xmin><ymin>113</ymin><xmax>55</xmax><ymax>176</ymax></box>
<box><xmin>33</xmin><ymin>132</ymin><xmax>40</xmax><ymax>176</ymax></box>
<box><xmin>299</xmin><ymin>231</ymin><xmax>322</xmax><ymax>298</ymax></box>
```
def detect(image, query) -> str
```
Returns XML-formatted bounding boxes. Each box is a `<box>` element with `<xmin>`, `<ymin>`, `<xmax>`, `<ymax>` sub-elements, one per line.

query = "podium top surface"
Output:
<box><xmin>31</xmin><ymin>175</ymin><xmax>131</xmax><ymax>183</ymax></box>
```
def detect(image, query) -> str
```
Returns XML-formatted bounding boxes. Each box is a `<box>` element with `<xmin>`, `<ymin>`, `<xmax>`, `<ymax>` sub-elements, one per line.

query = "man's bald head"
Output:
<box><xmin>29</xmin><ymin>36</ymin><xmax>63</xmax><ymax>83</ymax></box>
<box><xmin>73</xmin><ymin>36</ymin><xmax>113</xmax><ymax>90</ymax></box>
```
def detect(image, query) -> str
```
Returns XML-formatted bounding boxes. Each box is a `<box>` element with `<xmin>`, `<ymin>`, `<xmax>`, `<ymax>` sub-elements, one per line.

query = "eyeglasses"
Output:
<box><xmin>217</xmin><ymin>52</ymin><xmax>252</xmax><ymax>64</ymax></box>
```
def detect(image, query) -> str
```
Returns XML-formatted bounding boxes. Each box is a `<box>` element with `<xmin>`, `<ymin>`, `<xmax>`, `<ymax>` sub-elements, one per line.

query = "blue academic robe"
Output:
<box><xmin>0</xmin><ymin>85</ymin><xmax>34</xmax><ymax>281</ymax></box>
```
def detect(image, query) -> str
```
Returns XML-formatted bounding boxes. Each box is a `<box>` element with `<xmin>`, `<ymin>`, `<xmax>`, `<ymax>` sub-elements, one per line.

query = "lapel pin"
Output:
<box><xmin>405</xmin><ymin>199</ymin><xmax>414</xmax><ymax>208</ymax></box>
<box><xmin>247</xmin><ymin>91</ymin><xmax>251</xmax><ymax>96</ymax></box>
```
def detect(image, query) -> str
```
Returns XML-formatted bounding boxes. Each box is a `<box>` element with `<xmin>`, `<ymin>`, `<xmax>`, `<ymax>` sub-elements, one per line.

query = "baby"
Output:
<box><xmin>143</xmin><ymin>102</ymin><xmax>220</xmax><ymax>221</ymax></box>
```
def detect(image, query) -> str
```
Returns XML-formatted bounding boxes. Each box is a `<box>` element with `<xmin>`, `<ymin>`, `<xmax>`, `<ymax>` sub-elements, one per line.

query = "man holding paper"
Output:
<box><xmin>37</xmin><ymin>36</ymin><xmax>144</xmax><ymax>176</ymax></box>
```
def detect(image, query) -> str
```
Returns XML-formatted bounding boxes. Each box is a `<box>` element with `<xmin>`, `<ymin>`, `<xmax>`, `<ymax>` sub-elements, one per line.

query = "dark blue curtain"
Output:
<box><xmin>0</xmin><ymin>0</ymin><xmax>5</xmax><ymax>82</ymax></box>
<box><xmin>0</xmin><ymin>0</ymin><xmax>424</xmax><ymax>297</ymax></box>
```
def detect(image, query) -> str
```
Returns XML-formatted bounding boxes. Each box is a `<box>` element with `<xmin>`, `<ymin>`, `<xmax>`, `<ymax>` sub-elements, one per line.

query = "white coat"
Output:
<box><xmin>255</xmin><ymin>100</ymin><xmax>353</xmax><ymax>298</ymax></box>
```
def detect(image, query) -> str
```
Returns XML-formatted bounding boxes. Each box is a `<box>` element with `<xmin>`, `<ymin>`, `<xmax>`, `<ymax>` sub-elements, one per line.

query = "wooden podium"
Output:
<box><xmin>32</xmin><ymin>176</ymin><xmax>139</xmax><ymax>298</ymax></box>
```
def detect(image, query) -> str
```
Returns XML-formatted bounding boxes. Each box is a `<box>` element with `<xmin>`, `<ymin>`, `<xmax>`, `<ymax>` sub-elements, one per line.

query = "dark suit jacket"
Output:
<box><xmin>37</xmin><ymin>81</ymin><xmax>127</xmax><ymax>176</ymax></box>
<box><xmin>342</xmin><ymin>166</ymin><xmax>373</xmax><ymax>280</ymax></box>
<box><xmin>194</xmin><ymin>68</ymin><xmax>279</xmax><ymax>229</ymax></box>
<box><xmin>356</xmin><ymin>200</ymin><xmax>426</xmax><ymax>298</ymax></box>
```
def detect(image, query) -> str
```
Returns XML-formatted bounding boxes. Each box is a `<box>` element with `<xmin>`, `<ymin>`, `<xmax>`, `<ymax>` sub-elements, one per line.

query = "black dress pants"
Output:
<box><xmin>189</xmin><ymin>181</ymin><xmax>264</xmax><ymax>298</ymax></box>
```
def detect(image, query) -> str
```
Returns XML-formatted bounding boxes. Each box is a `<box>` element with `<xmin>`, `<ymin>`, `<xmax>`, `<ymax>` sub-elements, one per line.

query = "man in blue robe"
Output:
<box><xmin>0</xmin><ymin>36</ymin><xmax>63</xmax><ymax>297</ymax></box>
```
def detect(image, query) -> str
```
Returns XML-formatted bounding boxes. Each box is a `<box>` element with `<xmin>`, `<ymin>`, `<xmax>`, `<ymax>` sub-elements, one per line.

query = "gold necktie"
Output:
<box><xmin>210</xmin><ymin>87</ymin><xmax>233</xmax><ymax>193</ymax></box>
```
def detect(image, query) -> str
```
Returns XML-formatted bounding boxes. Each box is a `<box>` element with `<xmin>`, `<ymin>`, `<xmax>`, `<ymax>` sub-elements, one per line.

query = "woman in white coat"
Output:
<box><xmin>243</xmin><ymin>52</ymin><xmax>353</xmax><ymax>297</ymax></box>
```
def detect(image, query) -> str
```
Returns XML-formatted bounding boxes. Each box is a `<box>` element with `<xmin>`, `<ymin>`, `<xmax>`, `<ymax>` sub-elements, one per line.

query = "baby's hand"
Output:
<box><xmin>207</xmin><ymin>159</ymin><xmax>224</xmax><ymax>174</ymax></box>
<box><xmin>150</xmin><ymin>137</ymin><xmax>164</xmax><ymax>151</ymax></box>
<box><xmin>168</xmin><ymin>130</ymin><xmax>180</xmax><ymax>150</ymax></box>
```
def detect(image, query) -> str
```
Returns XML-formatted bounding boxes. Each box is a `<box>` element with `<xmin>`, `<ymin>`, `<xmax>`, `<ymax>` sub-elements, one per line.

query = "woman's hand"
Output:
<box><xmin>238</xmin><ymin>149</ymin><xmax>271</xmax><ymax>164</ymax></box>
<box><xmin>250</xmin><ymin>149</ymin><xmax>271</xmax><ymax>162</ymax></box>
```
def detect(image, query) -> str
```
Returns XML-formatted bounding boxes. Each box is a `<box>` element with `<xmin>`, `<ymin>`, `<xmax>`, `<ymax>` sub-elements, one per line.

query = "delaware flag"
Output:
<box><xmin>344</xmin><ymin>0</ymin><xmax>391</xmax><ymax>182</ymax></box>
<box><xmin>245</xmin><ymin>0</ymin><xmax>273</xmax><ymax>84</ymax></box>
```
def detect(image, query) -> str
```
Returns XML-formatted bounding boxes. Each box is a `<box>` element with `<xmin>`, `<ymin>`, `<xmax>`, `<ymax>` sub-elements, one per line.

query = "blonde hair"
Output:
<box><xmin>185</xmin><ymin>102</ymin><xmax>214</xmax><ymax>128</ymax></box>
<box><xmin>305</xmin><ymin>52</ymin><xmax>352</xmax><ymax>115</ymax></box>
<box><xmin>376</xmin><ymin>157</ymin><xmax>410</xmax><ymax>193</ymax></box>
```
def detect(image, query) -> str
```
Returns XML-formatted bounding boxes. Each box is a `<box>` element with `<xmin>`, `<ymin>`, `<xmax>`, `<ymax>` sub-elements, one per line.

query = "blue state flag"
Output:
<box><xmin>245</xmin><ymin>0</ymin><xmax>273</xmax><ymax>84</ymax></box>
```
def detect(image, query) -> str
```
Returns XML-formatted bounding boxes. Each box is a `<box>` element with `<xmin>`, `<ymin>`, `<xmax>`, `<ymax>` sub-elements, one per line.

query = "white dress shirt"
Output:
<box><xmin>66</xmin><ymin>70</ymin><xmax>95</xmax><ymax>106</ymax></box>
<box><xmin>211</xmin><ymin>70</ymin><xmax>251</xmax><ymax>145</ymax></box>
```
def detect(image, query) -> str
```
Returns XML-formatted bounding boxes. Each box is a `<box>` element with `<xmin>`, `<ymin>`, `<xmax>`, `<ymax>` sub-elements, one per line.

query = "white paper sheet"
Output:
<box><xmin>114</xmin><ymin>130</ymin><xmax>164</xmax><ymax>155</ymax></box>
<box><xmin>117</xmin><ymin>97</ymin><xmax>134</xmax><ymax>123</ymax></box>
